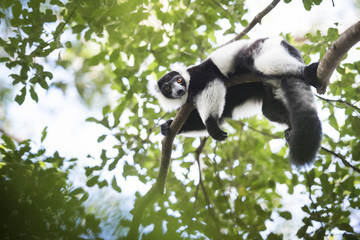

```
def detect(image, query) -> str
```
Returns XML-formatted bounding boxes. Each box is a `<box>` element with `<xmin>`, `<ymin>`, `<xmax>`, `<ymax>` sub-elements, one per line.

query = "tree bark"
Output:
<box><xmin>316</xmin><ymin>20</ymin><xmax>360</xmax><ymax>94</ymax></box>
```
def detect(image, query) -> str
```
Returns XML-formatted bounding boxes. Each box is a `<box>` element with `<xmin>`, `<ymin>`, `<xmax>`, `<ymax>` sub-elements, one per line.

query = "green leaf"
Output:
<box><xmin>297</xmin><ymin>225</ymin><xmax>308</xmax><ymax>238</ymax></box>
<box><xmin>350</xmin><ymin>116</ymin><xmax>360</xmax><ymax>136</ymax></box>
<box><xmin>97</xmin><ymin>134</ymin><xmax>106</xmax><ymax>143</ymax></box>
<box><xmin>328</xmin><ymin>115</ymin><xmax>338</xmax><ymax>129</ymax></box>
<box><xmin>70</xmin><ymin>187</ymin><xmax>84</xmax><ymax>196</ymax></box>
<box><xmin>41</xmin><ymin>127</ymin><xmax>48</xmax><ymax>143</ymax></box>
<box><xmin>343</xmin><ymin>233</ymin><xmax>359</xmax><ymax>240</ymax></box>
<box><xmin>15</xmin><ymin>86</ymin><xmax>26</xmax><ymax>105</ymax></box>
<box><xmin>86</xmin><ymin>176</ymin><xmax>99</xmax><ymax>187</ymax></box>
<box><xmin>0</xmin><ymin>57</ymin><xmax>10</xmax><ymax>62</ymax></box>
<box><xmin>338</xmin><ymin>223</ymin><xmax>354</xmax><ymax>232</ymax></box>
<box><xmin>12</xmin><ymin>1</ymin><xmax>22</xmax><ymax>18</ymax></box>
<box><xmin>29</xmin><ymin>86</ymin><xmax>38</xmax><ymax>102</ymax></box>
<box><xmin>1</xmin><ymin>134</ymin><xmax>16</xmax><ymax>150</ymax></box>
<box><xmin>87</xmin><ymin>51</ymin><xmax>107</xmax><ymax>66</ymax></box>
<box><xmin>279</xmin><ymin>211</ymin><xmax>292</xmax><ymax>220</ymax></box>
<box><xmin>108</xmin><ymin>156</ymin><xmax>121</xmax><ymax>171</ymax></box>
<box><xmin>50</xmin><ymin>0</ymin><xmax>64</xmax><ymax>7</ymax></box>
<box><xmin>111</xmin><ymin>176</ymin><xmax>122</xmax><ymax>193</ymax></box>
<box><xmin>123</xmin><ymin>161</ymin><xmax>137</xmax><ymax>179</ymax></box>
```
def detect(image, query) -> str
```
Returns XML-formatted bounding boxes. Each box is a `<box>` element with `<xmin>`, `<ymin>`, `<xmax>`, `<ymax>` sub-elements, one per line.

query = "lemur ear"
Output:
<box><xmin>147</xmin><ymin>77</ymin><xmax>161</xmax><ymax>97</ymax></box>
<box><xmin>171</xmin><ymin>62</ymin><xmax>190</xmax><ymax>83</ymax></box>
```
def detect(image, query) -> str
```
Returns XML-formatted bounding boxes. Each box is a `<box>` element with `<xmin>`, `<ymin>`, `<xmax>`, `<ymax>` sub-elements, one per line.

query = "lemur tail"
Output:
<box><xmin>281</xmin><ymin>79</ymin><xmax>322</xmax><ymax>166</ymax></box>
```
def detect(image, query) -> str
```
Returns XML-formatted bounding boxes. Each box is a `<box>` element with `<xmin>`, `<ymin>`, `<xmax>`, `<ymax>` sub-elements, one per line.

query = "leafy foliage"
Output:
<box><xmin>0</xmin><ymin>0</ymin><xmax>359</xmax><ymax>239</ymax></box>
<box><xmin>0</xmin><ymin>134</ymin><xmax>102</xmax><ymax>239</ymax></box>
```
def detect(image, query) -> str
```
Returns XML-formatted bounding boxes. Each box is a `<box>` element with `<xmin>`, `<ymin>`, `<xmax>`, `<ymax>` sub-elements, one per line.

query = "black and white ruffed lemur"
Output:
<box><xmin>148</xmin><ymin>37</ymin><xmax>322</xmax><ymax>166</ymax></box>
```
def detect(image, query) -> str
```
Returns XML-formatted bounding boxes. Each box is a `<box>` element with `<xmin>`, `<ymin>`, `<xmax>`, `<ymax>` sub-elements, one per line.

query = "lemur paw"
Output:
<box><xmin>304</xmin><ymin>62</ymin><xmax>321</xmax><ymax>88</ymax></box>
<box><xmin>284</xmin><ymin>128</ymin><xmax>292</xmax><ymax>142</ymax></box>
<box><xmin>205</xmin><ymin>117</ymin><xmax>227</xmax><ymax>141</ymax></box>
<box><xmin>161</xmin><ymin>120</ymin><xmax>173</xmax><ymax>136</ymax></box>
<box><xmin>209</xmin><ymin>128</ymin><xmax>228</xmax><ymax>141</ymax></box>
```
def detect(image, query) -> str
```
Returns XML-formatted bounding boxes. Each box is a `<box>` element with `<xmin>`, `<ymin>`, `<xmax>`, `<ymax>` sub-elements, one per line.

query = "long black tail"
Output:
<box><xmin>281</xmin><ymin>78</ymin><xmax>322</xmax><ymax>166</ymax></box>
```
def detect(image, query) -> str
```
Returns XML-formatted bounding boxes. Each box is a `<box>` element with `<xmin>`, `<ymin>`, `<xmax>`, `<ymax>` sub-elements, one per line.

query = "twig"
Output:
<box><xmin>304</xmin><ymin>169</ymin><xmax>325</xmax><ymax>228</ymax></box>
<box><xmin>316</xmin><ymin>95</ymin><xmax>360</xmax><ymax>113</ymax></box>
<box><xmin>0</xmin><ymin>128</ymin><xmax>23</xmax><ymax>143</ymax></box>
<box><xmin>193</xmin><ymin>137</ymin><xmax>221</xmax><ymax>238</ymax></box>
<box><xmin>212</xmin><ymin>154</ymin><xmax>241</xmax><ymax>232</ymax></box>
<box><xmin>316</xmin><ymin>19</ymin><xmax>360</xmax><ymax>94</ymax></box>
<box><xmin>238</xmin><ymin>121</ymin><xmax>282</xmax><ymax>139</ymax></box>
<box><xmin>321</xmin><ymin>147</ymin><xmax>360</xmax><ymax>174</ymax></box>
<box><xmin>29</xmin><ymin>7</ymin><xmax>77</xmax><ymax>58</ymax></box>
<box><xmin>226</xmin><ymin>0</ymin><xmax>281</xmax><ymax>44</ymax></box>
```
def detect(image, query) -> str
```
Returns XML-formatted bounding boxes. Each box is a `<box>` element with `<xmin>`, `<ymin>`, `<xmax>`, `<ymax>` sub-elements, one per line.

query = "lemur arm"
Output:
<box><xmin>160</xmin><ymin>109</ymin><xmax>207</xmax><ymax>136</ymax></box>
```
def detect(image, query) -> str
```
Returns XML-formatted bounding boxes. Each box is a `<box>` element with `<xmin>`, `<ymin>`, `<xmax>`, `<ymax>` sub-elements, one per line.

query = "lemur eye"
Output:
<box><xmin>177</xmin><ymin>78</ymin><xmax>182</xmax><ymax>83</ymax></box>
<box><xmin>165</xmin><ymin>86</ymin><xmax>171</xmax><ymax>91</ymax></box>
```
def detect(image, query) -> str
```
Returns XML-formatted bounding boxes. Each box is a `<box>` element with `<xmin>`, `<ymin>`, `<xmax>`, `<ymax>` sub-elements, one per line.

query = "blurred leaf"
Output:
<box><xmin>111</xmin><ymin>176</ymin><xmax>122</xmax><ymax>193</ymax></box>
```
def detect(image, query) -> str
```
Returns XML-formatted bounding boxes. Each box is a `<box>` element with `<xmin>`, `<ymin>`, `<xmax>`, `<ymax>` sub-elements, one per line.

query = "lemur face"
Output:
<box><xmin>158</xmin><ymin>71</ymin><xmax>186</xmax><ymax>99</ymax></box>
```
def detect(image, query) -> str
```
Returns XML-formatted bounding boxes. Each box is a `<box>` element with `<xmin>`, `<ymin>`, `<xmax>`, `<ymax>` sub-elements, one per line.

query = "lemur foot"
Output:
<box><xmin>304</xmin><ymin>62</ymin><xmax>321</xmax><ymax>88</ymax></box>
<box><xmin>161</xmin><ymin>119</ymin><xmax>173</xmax><ymax>136</ymax></box>
<box><xmin>205</xmin><ymin>117</ymin><xmax>228</xmax><ymax>141</ymax></box>
<box><xmin>284</xmin><ymin>128</ymin><xmax>292</xmax><ymax>142</ymax></box>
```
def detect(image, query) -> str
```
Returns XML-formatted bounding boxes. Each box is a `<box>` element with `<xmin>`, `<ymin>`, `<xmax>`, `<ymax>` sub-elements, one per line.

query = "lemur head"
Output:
<box><xmin>148</xmin><ymin>62</ymin><xmax>190</xmax><ymax>112</ymax></box>
<box><xmin>158</xmin><ymin>71</ymin><xmax>186</xmax><ymax>99</ymax></box>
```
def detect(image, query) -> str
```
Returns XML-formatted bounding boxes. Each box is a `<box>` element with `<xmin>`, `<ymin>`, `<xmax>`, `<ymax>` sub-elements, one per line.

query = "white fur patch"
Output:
<box><xmin>209</xmin><ymin>39</ymin><xmax>253</xmax><ymax>76</ymax></box>
<box><xmin>147</xmin><ymin>77</ymin><xmax>187</xmax><ymax>112</ymax></box>
<box><xmin>231</xmin><ymin>99</ymin><xmax>262</xmax><ymax>120</ymax></box>
<box><xmin>180</xmin><ymin>130</ymin><xmax>209</xmax><ymax>138</ymax></box>
<box><xmin>254</xmin><ymin>37</ymin><xmax>304</xmax><ymax>76</ymax></box>
<box><xmin>195</xmin><ymin>79</ymin><xmax>226</xmax><ymax>123</ymax></box>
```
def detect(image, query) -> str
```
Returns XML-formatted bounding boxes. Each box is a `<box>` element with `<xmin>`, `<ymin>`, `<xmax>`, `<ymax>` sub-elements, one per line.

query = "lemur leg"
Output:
<box><xmin>253</xmin><ymin>39</ymin><xmax>320</xmax><ymax>87</ymax></box>
<box><xmin>195</xmin><ymin>79</ymin><xmax>227</xmax><ymax>141</ymax></box>
<box><xmin>261</xmin><ymin>83</ymin><xmax>292</xmax><ymax>142</ymax></box>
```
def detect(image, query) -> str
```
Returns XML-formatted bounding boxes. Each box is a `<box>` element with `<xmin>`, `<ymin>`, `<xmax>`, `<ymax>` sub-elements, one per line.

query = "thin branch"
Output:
<box><xmin>321</xmin><ymin>146</ymin><xmax>360</xmax><ymax>174</ymax></box>
<box><xmin>238</xmin><ymin>121</ymin><xmax>282</xmax><ymax>139</ymax></box>
<box><xmin>316</xmin><ymin>19</ymin><xmax>360</xmax><ymax>94</ymax></box>
<box><xmin>212</xmin><ymin>154</ymin><xmax>242</xmax><ymax>232</ymax></box>
<box><xmin>193</xmin><ymin>137</ymin><xmax>221</xmax><ymax>238</ymax></box>
<box><xmin>29</xmin><ymin>7</ymin><xmax>77</xmax><ymax>58</ymax></box>
<box><xmin>226</xmin><ymin>0</ymin><xmax>281</xmax><ymax>44</ymax></box>
<box><xmin>0</xmin><ymin>128</ymin><xmax>23</xmax><ymax>143</ymax></box>
<box><xmin>316</xmin><ymin>95</ymin><xmax>360</xmax><ymax>113</ymax></box>
<box><xmin>304</xmin><ymin>170</ymin><xmax>325</xmax><ymax>228</ymax></box>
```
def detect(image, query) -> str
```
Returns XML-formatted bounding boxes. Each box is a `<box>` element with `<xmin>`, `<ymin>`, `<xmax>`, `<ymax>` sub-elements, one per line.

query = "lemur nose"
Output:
<box><xmin>177</xmin><ymin>90</ymin><xmax>185</xmax><ymax>96</ymax></box>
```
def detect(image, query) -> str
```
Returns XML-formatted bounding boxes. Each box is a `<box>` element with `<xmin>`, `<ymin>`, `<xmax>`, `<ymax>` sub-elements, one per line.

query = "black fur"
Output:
<box><xmin>186</xmin><ymin>59</ymin><xmax>227</xmax><ymax>102</ymax></box>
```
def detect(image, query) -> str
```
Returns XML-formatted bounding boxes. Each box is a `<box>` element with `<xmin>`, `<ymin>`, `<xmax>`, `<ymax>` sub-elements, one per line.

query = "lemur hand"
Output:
<box><xmin>160</xmin><ymin>119</ymin><xmax>173</xmax><ymax>136</ymax></box>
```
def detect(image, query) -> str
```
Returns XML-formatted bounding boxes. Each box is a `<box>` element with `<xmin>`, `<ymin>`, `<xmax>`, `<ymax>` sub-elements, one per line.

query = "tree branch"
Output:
<box><xmin>316</xmin><ymin>94</ymin><xmax>360</xmax><ymax>113</ymax></box>
<box><xmin>126</xmin><ymin>103</ymin><xmax>194</xmax><ymax>239</ymax></box>
<box><xmin>316</xmin><ymin>19</ymin><xmax>360</xmax><ymax>94</ymax></box>
<box><xmin>227</xmin><ymin>0</ymin><xmax>281</xmax><ymax>44</ymax></box>
<box><xmin>321</xmin><ymin>147</ymin><xmax>360</xmax><ymax>174</ymax></box>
